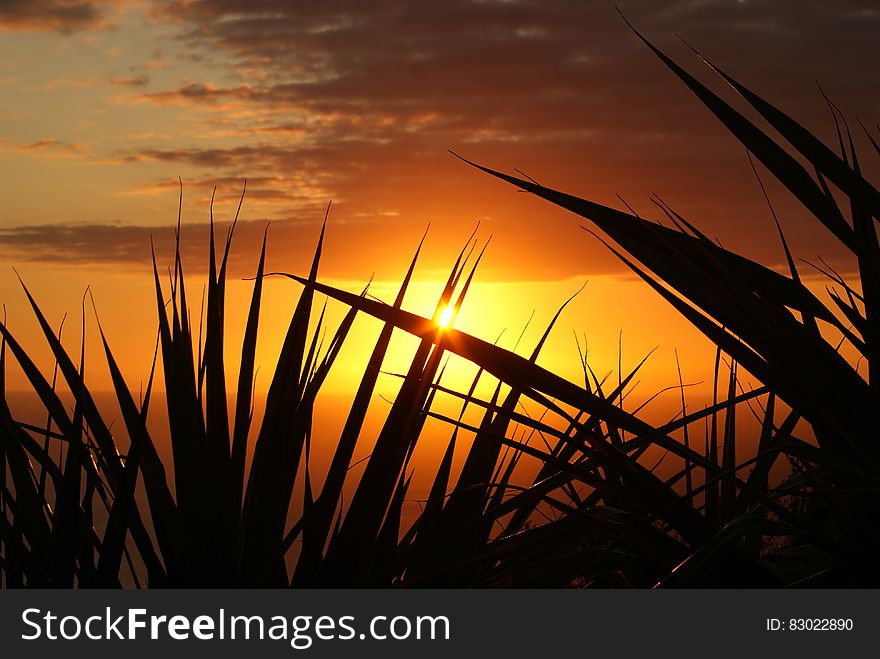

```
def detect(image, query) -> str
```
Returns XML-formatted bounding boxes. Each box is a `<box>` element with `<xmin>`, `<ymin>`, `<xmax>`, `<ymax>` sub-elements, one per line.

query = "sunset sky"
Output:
<box><xmin>1</xmin><ymin>0</ymin><xmax>877</xmax><ymax>403</ymax></box>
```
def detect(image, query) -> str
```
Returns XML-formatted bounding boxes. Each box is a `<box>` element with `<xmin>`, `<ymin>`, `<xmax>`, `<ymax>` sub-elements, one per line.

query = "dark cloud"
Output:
<box><xmin>0</xmin><ymin>0</ymin><xmax>105</xmax><ymax>32</ymax></box>
<box><xmin>136</xmin><ymin>2</ymin><xmax>878</xmax><ymax>236</ymax></box>
<box><xmin>6</xmin><ymin>1</ymin><xmax>879</xmax><ymax>277</ymax></box>
<box><xmin>17</xmin><ymin>139</ymin><xmax>82</xmax><ymax>155</ymax></box>
<box><xmin>147</xmin><ymin>1</ymin><xmax>879</xmax><ymax>124</ymax></box>
<box><xmin>0</xmin><ymin>219</ymin><xmax>316</xmax><ymax>276</ymax></box>
<box><xmin>110</xmin><ymin>74</ymin><xmax>150</xmax><ymax>87</ymax></box>
<box><xmin>0</xmin><ymin>216</ymin><xmax>572</xmax><ymax>283</ymax></box>
<box><xmin>129</xmin><ymin>175</ymin><xmax>313</xmax><ymax>203</ymax></box>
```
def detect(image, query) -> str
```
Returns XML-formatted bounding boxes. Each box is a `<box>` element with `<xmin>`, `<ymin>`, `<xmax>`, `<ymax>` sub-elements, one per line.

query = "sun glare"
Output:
<box><xmin>438</xmin><ymin>303</ymin><xmax>455</xmax><ymax>328</ymax></box>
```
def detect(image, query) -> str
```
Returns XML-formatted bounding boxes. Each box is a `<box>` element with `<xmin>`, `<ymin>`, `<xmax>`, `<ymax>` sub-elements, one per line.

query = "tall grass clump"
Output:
<box><xmin>0</xmin><ymin>188</ymin><xmax>485</xmax><ymax>586</ymax></box>
<box><xmin>3</xmin><ymin>20</ymin><xmax>878</xmax><ymax>588</ymax></box>
<box><xmin>442</xmin><ymin>19</ymin><xmax>880</xmax><ymax>586</ymax></box>
<box><xmin>0</xmin><ymin>194</ymin><xmax>777</xmax><ymax>588</ymax></box>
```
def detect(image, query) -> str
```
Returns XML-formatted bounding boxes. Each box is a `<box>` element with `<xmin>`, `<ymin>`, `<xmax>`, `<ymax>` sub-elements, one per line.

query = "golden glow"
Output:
<box><xmin>438</xmin><ymin>303</ymin><xmax>456</xmax><ymax>328</ymax></box>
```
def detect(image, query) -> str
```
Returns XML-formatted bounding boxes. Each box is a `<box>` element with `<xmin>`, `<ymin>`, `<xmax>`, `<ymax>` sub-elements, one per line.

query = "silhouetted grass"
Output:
<box><xmin>3</xmin><ymin>22</ymin><xmax>878</xmax><ymax>588</ymax></box>
<box><xmin>447</xmin><ymin>20</ymin><xmax>880</xmax><ymax>586</ymax></box>
<box><xmin>1</xmin><ymin>199</ymin><xmax>773</xmax><ymax>588</ymax></box>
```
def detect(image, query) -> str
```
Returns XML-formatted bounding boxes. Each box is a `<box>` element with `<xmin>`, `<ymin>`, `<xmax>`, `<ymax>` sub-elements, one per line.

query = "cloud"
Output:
<box><xmin>0</xmin><ymin>217</ymin><xmax>544</xmax><ymax>282</ymax></box>
<box><xmin>0</xmin><ymin>0</ymin><xmax>106</xmax><ymax>33</ymax></box>
<box><xmin>148</xmin><ymin>1</ymin><xmax>879</xmax><ymax>112</ymax></box>
<box><xmin>16</xmin><ymin>138</ymin><xmax>83</xmax><ymax>156</ymax></box>
<box><xmin>3</xmin><ymin>1</ymin><xmax>876</xmax><ymax>278</ymax></box>
<box><xmin>133</xmin><ymin>2</ymin><xmax>878</xmax><ymax>263</ymax></box>
<box><xmin>131</xmin><ymin>1</ymin><xmax>880</xmax><ymax>186</ymax></box>
<box><xmin>0</xmin><ymin>219</ymin><xmax>276</xmax><ymax>274</ymax></box>
<box><xmin>110</xmin><ymin>73</ymin><xmax>150</xmax><ymax>87</ymax></box>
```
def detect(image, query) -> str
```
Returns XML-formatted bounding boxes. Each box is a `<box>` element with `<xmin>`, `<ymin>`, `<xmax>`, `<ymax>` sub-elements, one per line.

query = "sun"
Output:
<box><xmin>438</xmin><ymin>303</ymin><xmax>455</xmax><ymax>329</ymax></box>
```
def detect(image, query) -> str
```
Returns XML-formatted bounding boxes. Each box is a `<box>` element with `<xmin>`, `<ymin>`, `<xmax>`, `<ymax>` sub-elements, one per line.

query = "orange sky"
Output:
<box><xmin>1</xmin><ymin>0</ymin><xmax>877</xmax><ymax>409</ymax></box>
